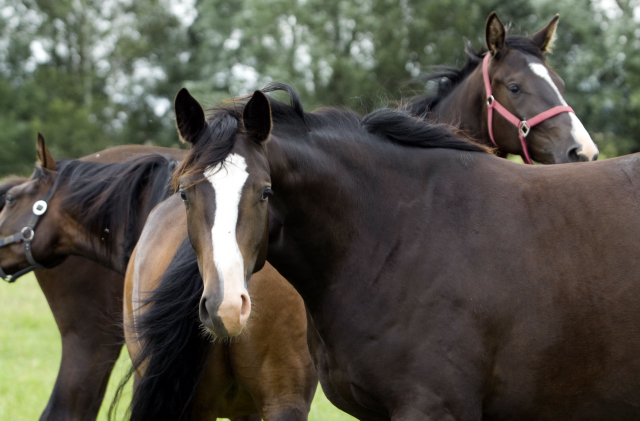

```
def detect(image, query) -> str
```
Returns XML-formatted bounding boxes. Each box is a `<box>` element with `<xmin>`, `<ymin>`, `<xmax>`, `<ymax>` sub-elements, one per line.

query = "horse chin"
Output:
<box><xmin>201</xmin><ymin>318</ymin><xmax>246</xmax><ymax>339</ymax></box>
<box><xmin>0</xmin><ymin>245</ymin><xmax>32</xmax><ymax>274</ymax></box>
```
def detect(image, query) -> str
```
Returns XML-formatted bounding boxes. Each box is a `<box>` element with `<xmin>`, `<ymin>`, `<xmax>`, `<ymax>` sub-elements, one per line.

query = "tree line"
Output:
<box><xmin>0</xmin><ymin>0</ymin><xmax>636</xmax><ymax>176</ymax></box>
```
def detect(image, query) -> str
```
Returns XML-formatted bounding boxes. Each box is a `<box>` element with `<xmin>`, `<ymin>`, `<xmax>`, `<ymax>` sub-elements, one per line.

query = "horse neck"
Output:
<box><xmin>265</xmin><ymin>132</ymin><xmax>455</xmax><ymax>314</ymax></box>
<box><xmin>431</xmin><ymin>66</ymin><xmax>489</xmax><ymax>147</ymax></box>
<box><xmin>56</xmin><ymin>182</ymin><xmax>167</xmax><ymax>275</ymax></box>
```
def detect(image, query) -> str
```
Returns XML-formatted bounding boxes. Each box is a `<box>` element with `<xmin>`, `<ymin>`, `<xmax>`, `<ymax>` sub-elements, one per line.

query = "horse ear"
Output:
<box><xmin>532</xmin><ymin>14</ymin><xmax>559</xmax><ymax>53</ymax></box>
<box><xmin>243</xmin><ymin>90</ymin><xmax>272</xmax><ymax>143</ymax></box>
<box><xmin>36</xmin><ymin>132</ymin><xmax>57</xmax><ymax>171</ymax></box>
<box><xmin>485</xmin><ymin>12</ymin><xmax>506</xmax><ymax>56</ymax></box>
<box><xmin>174</xmin><ymin>88</ymin><xmax>206</xmax><ymax>146</ymax></box>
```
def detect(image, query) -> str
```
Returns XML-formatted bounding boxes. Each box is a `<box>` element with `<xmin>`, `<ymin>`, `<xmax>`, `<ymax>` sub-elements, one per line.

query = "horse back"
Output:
<box><xmin>80</xmin><ymin>145</ymin><xmax>187</xmax><ymax>164</ymax></box>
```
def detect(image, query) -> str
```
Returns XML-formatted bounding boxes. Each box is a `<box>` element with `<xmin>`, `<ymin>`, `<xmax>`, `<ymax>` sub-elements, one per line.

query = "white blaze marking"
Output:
<box><xmin>204</xmin><ymin>153</ymin><xmax>250</xmax><ymax>303</ymax></box>
<box><xmin>529</xmin><ymin>63</ymin><xmax>599</xmax><ymax>160</ymax></box>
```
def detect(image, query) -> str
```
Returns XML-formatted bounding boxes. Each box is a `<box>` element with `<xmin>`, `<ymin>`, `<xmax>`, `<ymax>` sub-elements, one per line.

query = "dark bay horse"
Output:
<box><xmin>0</xmin><ymin>137</ymin><xmax>187</xmax><ymax>275</ymax></box>
<box><xmin>0</xmin><ymin>134</ymin><xmax>317</xmax><ymax>420</ymax></box>
<box><xmin>407</xmin><ymin>12</ymin><xmax>599</xmax><ymax>164</ymax></box>
<box><xmin>0</xmin><ymin>142</ymin><xmax>186</xmax><ymax>421</ymax></box>
<box><xmin>178</xmin><ymin>83</ymin><xmax>640</xmax><ymax>420</ymax></box>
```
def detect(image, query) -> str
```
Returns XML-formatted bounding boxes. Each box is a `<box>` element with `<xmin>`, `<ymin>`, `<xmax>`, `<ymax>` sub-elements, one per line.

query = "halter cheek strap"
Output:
<box><xmin>0</xmin><ymin>188</ymin><xmax>53</xmax><ymax>283</ymax></box>
<box><xmin>482</xmin><ymin>54</ymin><xmax>574</xmax><ymax>164</ymax></box>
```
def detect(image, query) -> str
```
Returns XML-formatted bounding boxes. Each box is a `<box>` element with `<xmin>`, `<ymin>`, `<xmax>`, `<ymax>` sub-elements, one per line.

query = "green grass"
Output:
<box><xmin>0</xmin><ymin>273</ymin><xmax>356</xmax><ymax>421</ymax></box>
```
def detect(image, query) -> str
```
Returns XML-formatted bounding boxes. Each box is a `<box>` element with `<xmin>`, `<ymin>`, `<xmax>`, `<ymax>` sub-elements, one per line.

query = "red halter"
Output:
<box><xmin>482</xmin><ymin>54</ymin><xmax>574</xmax><ymax>164</ymax></box>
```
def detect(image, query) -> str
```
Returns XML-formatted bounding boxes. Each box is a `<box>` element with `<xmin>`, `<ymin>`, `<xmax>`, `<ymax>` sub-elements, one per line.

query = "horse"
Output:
<box><xmin>176</xmin><ymin>83</ymin><xmax>640</xmax><ymax>420</ymax></box>
<box><xmin>0</xmin><ymin>142</ymin><xmax>187</xmax><ymax>421</ymax></box>
<box><xmin>0</xmin><ymin>135</ymin><xmax>317</xmax><ymax>420</ymax></box>
<box><xmin>121</xmin><ymin>199</ymin><xmax>316</xmax><ymax>420</ymax></box>
<box><xmin>119</xmin><ymin>90</ymin><xmax>316</xmax><ymax>420</ymax></box>
<box><xmin>407</xmin><ymin>12</ymin><xmax>599</xmax><ymax>164</ymax></box>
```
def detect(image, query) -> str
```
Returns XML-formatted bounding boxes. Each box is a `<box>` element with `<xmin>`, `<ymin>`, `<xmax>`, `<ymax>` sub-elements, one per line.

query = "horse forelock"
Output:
<box><xmin>172</xmin><ymin>83</ymin><xmax>307</xmax><ymax>190</ymax></box>
<box><xmin>171</xmin><ymin>111</ymin><xmax>240</xmax><ymax>190</ymax></box>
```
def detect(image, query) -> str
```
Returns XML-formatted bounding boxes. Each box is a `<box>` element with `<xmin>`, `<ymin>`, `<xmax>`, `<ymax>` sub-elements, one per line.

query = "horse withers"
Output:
<box><xmin>120</xmin><ymin>89</ymin><xmax>316</xmax><ymax>420</ymax></box>
<box><xmin>179</xmin><ymin>83</ymin><xmax>640</xmax><ymax>420</ymax></box>
<box><xmin>408</xmin><ymin>12</ymin><xmax>598</xmax><ymax>164</ymax></box>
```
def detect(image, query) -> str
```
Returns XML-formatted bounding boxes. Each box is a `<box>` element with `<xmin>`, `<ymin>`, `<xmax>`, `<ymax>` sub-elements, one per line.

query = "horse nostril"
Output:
<box><xmin>240</xmin><ymin>293</ymin><xmax>250</xmax><ymax>318</ymax></box>
<box><xmin>199</xmin><ymin>297</ymin><xmax>211</xmax><ymax>324</ymax></box>
<box><xmin>567</xmin><ymin>147</ymin><xmax>580</xmax><ymax>163</ymax></box>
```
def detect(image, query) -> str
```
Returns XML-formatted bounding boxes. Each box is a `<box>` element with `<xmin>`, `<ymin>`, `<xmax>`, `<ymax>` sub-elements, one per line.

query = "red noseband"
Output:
<box><xmin>482</xmin><ymin>54</ymin><xmax>574</xmax><ymax>164</ymax></box>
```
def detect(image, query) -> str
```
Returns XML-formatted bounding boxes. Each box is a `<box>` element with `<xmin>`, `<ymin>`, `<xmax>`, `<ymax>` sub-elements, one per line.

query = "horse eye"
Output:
<box><xmin>508</xmin><ymin>84</ymin><xmax>520</xmax><ymax>94</ymax></box>
<box><xmin>260</xmin><ymin>187</ymin><xmax>273</xmax><ymax>202</ymax></box>
<box><xmin>5</xmin><ymin>195</ymin><xmax>14</xmax><ymax>206</ymax></box>
<box><xmin>180</xmin><ymin>190</ymin><xmax>187</xmax><ymax>203</ymax></box>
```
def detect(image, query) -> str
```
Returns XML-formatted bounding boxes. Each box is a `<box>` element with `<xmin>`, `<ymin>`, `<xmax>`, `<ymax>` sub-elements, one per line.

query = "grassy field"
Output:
<box><xmin>0</xmin><ymin>273</ymin><xmax>355</xmax><ymax>421</ymax></box>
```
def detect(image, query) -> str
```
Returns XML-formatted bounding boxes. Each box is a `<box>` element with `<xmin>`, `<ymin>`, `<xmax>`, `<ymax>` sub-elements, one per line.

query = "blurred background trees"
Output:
<box><xmin>0</xmin><ymin>0</ymin><xmax>637</xmax><ymax>176</ymax></box>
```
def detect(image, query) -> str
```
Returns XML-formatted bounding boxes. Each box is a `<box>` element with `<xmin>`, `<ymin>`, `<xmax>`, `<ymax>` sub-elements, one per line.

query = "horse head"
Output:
<box><xmin>482</xmin><ymin>12</ymin><xmax>599</xmax><ymax>163</ymax></box>
<box><xmin>174</xmin><ymin>88</ymin><xmax>272</xmax><ymax>337</ymax></box>
<box><xmin>0</xmin><ymin>134</ymin><xmax>68</xmax><ymax>279</ymax></box>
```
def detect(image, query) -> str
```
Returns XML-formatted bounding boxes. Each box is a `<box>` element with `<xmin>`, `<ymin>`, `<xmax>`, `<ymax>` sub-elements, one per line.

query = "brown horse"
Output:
<box><xmin>0</xmin><ymin>142</ymin><xmax>186</xmax><ymax>421</ymax></box>
<box><xmin>122</xmin><ymin>195</ymin><xmax>316</xmax><ymax>420</ymax></box>
<box><xmin>178</xmin><ymin>84</ymin><xmax>640</xmax><ymax>420</ymax></box>
<box><xmin>119</xmin><ymin>90</ymin><xmax>316</xmax><ymax>421</ymax></box>
<box><xmin>407</xmin><ymin>12</ymin><xmax>599</xmax><ymax>164</ymax></box>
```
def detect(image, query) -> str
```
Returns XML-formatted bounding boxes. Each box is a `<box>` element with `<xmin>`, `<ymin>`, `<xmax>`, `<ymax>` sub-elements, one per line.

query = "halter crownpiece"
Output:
<box><xmin>482</xmin><ymin>54</ymin><xmax>574</xmax><ymax>164</ymax></box>
<box><xmin>0</xmin><ymin>190</ymin><xmax>54</xmax><ymax>282</ymax></box>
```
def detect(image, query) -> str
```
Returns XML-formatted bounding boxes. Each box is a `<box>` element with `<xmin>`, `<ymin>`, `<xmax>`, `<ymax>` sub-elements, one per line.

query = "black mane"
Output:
<box><xmin>110</xmin><ymin>238</ymin><xmax>206</xmax><ymax>421</ymax></box>
<box><xmin>406</xmin><ymin>35</ymin><xmax>546</xmax><ymax>118</ymax></box>
<box><xmin>37</xmin><ymin>154</ymin><xmax>178</xmax><ymax>268</ymax></box>
<box><xmin>265</xmin><ymin>82</ymin><xmax>487</xmax><ymax>152</ymax></box>
<box><xmin>174</xmin><ymin>82</ymin><xmax>488</xmax><ymax>183</ymax></box>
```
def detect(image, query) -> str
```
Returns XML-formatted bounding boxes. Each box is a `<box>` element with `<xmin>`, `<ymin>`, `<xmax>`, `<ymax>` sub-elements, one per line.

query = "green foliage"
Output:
<box><xmin>0</xmin><ymin>0</ymin><xmax>189</xmax><ymax>177</ymax></box>
<box><xmin>2</xmin><ymin>0</ymin><xmax>639</xmax><ymax>174</ymax></box>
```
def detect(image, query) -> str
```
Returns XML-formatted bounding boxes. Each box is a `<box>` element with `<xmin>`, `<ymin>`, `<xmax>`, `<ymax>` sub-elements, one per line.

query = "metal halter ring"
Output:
<box><xmin>519</xmin><ymin>121</ymin><xmax>530</xmax><ymax>138</ymax></box>
<box><xmin>21</xmin><ymin>227</ymin><xmax>34</xmax><ymax>241</ymax></box>
<box><xmin>32</xmin><ymin>200</ymin><xmax>47</xmax><ymax>216</ymax></box>
<box><xmin>486</xmin><ymin>95</ymin><xmax>495</xmax><ymax>106</ymax></box>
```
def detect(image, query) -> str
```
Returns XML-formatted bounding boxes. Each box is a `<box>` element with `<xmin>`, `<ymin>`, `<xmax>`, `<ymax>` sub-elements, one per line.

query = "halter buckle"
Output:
<box><xmin>519</xmin><ymin>121</ymin><xmax>530</xmax><ymax>138</ymax></box>
<box><xmin>21</xmin><ymin>227</ymin><xmax>34</xmax><ymax>241</ymax></box>
<box><xmin>33</xmin><ymin>200</ymin><xmax>47</xmax><ymax>216</ymax></box>
<box><xmin>486</xmin><ymin>95</ymin><xmax>495</xmax><ymax>106</ymax></box>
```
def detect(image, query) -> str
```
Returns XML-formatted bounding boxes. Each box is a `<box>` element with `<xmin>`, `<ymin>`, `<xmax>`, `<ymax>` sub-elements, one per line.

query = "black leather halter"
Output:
<box><xmin>0</xmin><ymin>187</ymin><xmax>54</xmax><ymax>282</ymax></box>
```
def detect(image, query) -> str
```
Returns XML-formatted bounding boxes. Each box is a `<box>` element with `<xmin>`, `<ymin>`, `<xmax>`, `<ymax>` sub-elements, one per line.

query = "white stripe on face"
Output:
<box><xmin>529</xmin><ymin>63</ymin><xmax>599</xmax><ymax>160</ymax></box>
<box><xmin>204</xmin><ymin>153</ymin><xmax>250</xmax><ymax>303</ymax></box>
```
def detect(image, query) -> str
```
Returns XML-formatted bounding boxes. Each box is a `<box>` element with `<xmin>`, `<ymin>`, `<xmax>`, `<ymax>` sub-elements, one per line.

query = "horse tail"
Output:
<box><xmin>110</xmin><ymin>237</ymin><xmax>207</xmax><ymax>421</ymax></box>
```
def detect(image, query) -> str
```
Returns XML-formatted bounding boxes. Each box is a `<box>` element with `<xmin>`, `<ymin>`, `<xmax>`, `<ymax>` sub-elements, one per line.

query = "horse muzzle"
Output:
<box><xmin>199</xmin><ymin>282</ymin><xmax>251</xmax><ymax>337</ymax></box>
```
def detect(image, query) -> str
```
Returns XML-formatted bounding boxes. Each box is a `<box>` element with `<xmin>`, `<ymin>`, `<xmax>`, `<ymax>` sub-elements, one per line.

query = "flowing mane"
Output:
<box><xmin>173</xmin><ymin>83</ymin><xmax>489</xmax><ymax>185</ymax></box>
<box><xmin>111</xmin><ymin>237</ymin><xmax>207</xmax><ymax>421</ymax></box>
<box><xmin>406</xmin><ymin>35</ymin><xmax>546</xmax><ymax>117</ymax></box>
<box><xmin>34</xmin><ymin>154</ymin><xmax>178</xmax><ymax>265</ymax></box>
